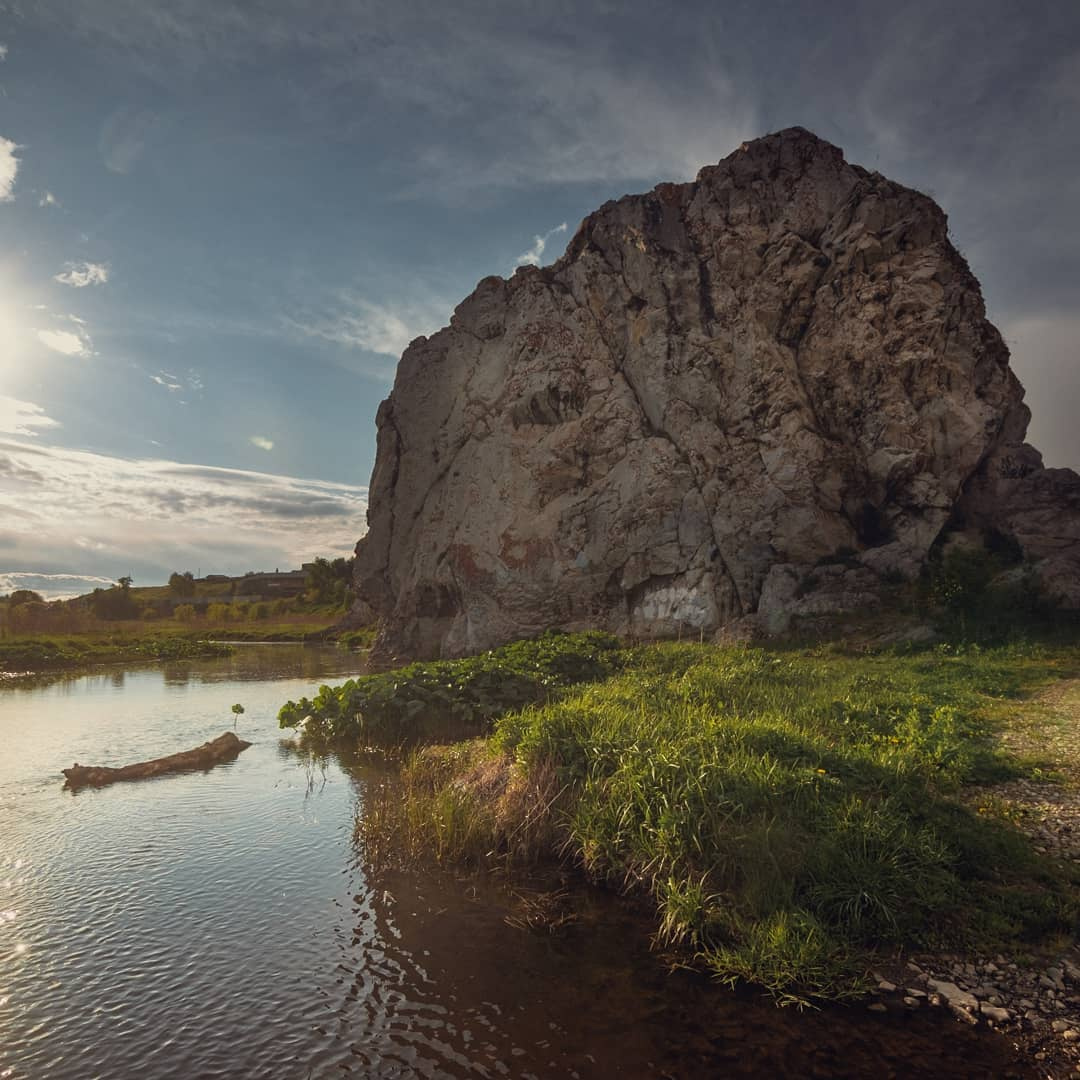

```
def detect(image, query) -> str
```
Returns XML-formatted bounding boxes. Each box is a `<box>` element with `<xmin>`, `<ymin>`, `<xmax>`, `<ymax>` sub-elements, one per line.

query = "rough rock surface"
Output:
<box><xmin>354</xmin><ymin>127</ymin><xmax>1078</xmax><ymax>658</ymax></box>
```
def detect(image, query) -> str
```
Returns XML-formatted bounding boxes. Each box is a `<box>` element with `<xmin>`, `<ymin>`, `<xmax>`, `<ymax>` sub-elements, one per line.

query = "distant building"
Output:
<box><xmin>241</xmin><ymin>570</ymin><xmax>308</xmax><ymax>597</ymax></box>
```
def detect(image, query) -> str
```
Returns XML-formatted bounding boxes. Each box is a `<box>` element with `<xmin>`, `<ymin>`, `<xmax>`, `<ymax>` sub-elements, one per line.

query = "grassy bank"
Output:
<box><xmin>0</xmin><ymin>611</ymin><xmax>370</xmax><ymax>675</ymax></box>
<box><xmin>0</xmin><ymin>632</ymin><xmax>234</xmax><ymax>673</ymax></box>
<box><xmin>336</xmin><ymin>637</ymin><xmax>1080</xmax><ymax>1004</ymax></box>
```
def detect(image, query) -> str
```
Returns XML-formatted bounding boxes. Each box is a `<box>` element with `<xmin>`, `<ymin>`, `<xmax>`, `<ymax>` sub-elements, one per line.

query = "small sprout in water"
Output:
<box><xmin>231</xmin><ymin>703</ymin><xmax>245</xmax><ymax>728</ymax></box>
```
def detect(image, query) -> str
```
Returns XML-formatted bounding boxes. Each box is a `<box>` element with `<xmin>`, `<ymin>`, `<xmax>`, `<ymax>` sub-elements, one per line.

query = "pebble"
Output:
<box><xmin>927</xmin><ymin>979</ymin><xmax>979</xmax><ymax>1011</ymax></box>
<box><xmin>980</xmin><ymin>1004</ymin><xmax>1011</xmax><ymax>1024</ymax></box>
<box><xmin>867</xmin><ymin>1003</ymin><xmax>887</xmax><ymax>1013</ymax></box>
<box><xmin>906</xmin><ymin>947</ymin><xmax>1080</xmax><ymax>1070</ymax></box>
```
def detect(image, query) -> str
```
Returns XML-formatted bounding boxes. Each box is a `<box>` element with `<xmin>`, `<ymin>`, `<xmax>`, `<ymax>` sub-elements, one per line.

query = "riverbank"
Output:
<box><xmin>284</xmin><ymin>632</ymin><xmax>1080</xmax><ymax>1075</ymax></box>
<box><xmin>0</xmin><ymin>622</ymin><xmax>373</xmax><ymax>675</ymax></box>
<box><xmin>0</xmin><ymin>633</ymin><xmax>235</xmax><ymax>674</ymax></box>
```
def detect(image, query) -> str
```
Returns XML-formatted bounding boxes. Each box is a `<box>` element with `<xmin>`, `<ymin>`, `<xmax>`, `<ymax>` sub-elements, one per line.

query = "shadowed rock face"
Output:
<box><xmin>353</xmin><ymin>127</ymin><xmax>1075</xmax><ymax>658</ymax></box>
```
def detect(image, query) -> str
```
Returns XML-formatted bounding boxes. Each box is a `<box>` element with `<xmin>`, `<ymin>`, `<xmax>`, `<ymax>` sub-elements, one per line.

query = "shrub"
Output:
<box><xmin>278</xmin><ymin>631</ymin><xmax>622</xmax><ymax>741</ymax></box>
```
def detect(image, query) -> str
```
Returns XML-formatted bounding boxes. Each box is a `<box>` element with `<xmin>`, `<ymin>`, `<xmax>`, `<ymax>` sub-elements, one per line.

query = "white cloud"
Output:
<box><xmin>514</xmin><ymin>222</ymin><xmax>568</xmax><ymax>268</ymax></box>
<box><xmin>0</xmin><ymin>137</ymin><xmax>20</xmax><ymax>202</ymax></box>
<box><xmin>146</xmin><ymin>368</ymin><xmax>204</xmax><ymax>397</ymax></box>
<box><xmin>0</xmin><ymin>396</ymin><xmax>60</xmax><ymax>437</ymax></box>
<box><xmin>0</xmin><ymin>572</ymin><xmax>116</xmax><ymax>602</ymax></box>
<box><xmin>54</xmin><ymin>261</ymin><xmax>109</xmax><ymax>288</ymax></box>
<box><xmin>0</xmin><ymin>438</ymin><xmax>368</xmax><ymax>587</ymax></box>
<box><xmin>38</xmin><ymin>191</ymin><xmax>60</xmax><ymax>208</ymax></box>
<box><xmin>287</xmin><ymin>294</ymin><xmax>451</xmax><ymax>363</ymax></box>
<box><xmin>0</xmin><ymin>44</ymin><xmax>8</xmax><ymax>61</ymax></box>
<box><xmin>36</xmin><ymin>328</ymin><xmax>91</xmax><ymax>357</ymax></box>
<box><xmin>250</xmin><ymin>435</ymin><xmax>274</xmax><ymax>451</ymax></box>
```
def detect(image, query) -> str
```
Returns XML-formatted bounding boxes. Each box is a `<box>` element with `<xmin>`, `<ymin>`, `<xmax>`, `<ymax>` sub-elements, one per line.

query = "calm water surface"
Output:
<box><xmin>0</xmin><ymin>646</ymin><xmax>1032</xmax><ymax>1078</ymax></box>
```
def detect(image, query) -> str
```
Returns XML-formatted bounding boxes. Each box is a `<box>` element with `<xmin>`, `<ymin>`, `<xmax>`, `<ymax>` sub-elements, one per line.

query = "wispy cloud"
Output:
<box><xmin>36</xmin><ymin>327</ymin><xmax>92</xmax><ymax>357</ymax></box>
<box><xmin>0</xmin><ymin>438</ymin><xmax>368</xmax><ymax>586</ymax></box>
<box><xmin>54</xmin><ymin>261</ymin><xmax>109</xmax><ymax>288</ymax></box>
<box><xmin>99</xmin><ymin>105</ymin><xmax>158</xmax><ymax>173</ymax></box>
<box><xmin>150</xmin><ymin>372</ymin><xmax>182</xmax><ymax>391</ymax></box>
<box><xmin>16</xmin><ymin>4</ymin><xmax>757</xmax><ymax>193</ymax></box>
<box><xmin>145</xmin><ymin>368</ymin><xmax>204</xmax><ymax>401</ymax></box>
<box><xmin>286</xmin><ymin>294</ymin><xmax>451</xmax><ymax>364</ymax></box>
<box><xmin>0</xmin><ymin>396</ymin><xmax>60</xmax><ymax>437</ymax></box>
<box><xmin>250</xmin><ymin>435</ymin><xmax>273</xmax><ymax>451</ymax></box>
<box><xmin>38</xmin><ymin>190</ymin><xmax>59</xmax><ymax>208</ymax></box>
<box><xmin>0</xmin><ymin>44</ymin><xmax>8</xmax><ymax>62</ymax></box>
<box><xmin>514</xmin><ymin>222</ymin><xmax>568</xmax><ymax>268</ymax></box>
<box><xmin>0</xmin><ymin>136</ymin><xmax>20</xmax><ymax>201</ymax></box>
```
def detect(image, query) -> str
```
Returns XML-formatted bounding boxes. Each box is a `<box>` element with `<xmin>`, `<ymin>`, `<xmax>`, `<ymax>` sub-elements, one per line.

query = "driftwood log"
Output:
<box><xmin>62</xmin><ymin>732</ymin><xmax>252</xmax><ymax>789</ymax></box>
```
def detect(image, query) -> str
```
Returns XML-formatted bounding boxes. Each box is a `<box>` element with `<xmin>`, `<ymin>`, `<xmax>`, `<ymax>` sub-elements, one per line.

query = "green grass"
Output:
<box><xmin>353</xmin><ymin>638</ymin><xmax>1080</xmax><ymax>1004</ymax></box>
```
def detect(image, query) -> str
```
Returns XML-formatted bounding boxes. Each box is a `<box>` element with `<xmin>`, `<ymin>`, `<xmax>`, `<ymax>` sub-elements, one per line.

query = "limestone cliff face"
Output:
<box><xmin>354</xmin><ymin>127</ymin><xmax>1068</xmax><ymax>658</ymax></box>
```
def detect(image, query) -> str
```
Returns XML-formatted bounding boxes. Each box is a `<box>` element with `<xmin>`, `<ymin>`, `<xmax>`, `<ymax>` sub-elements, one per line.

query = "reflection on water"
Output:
<box><xmin>0</xmin><ymin>646</ymin><xmax>1032</xmax><ymax>1078</ymax></box>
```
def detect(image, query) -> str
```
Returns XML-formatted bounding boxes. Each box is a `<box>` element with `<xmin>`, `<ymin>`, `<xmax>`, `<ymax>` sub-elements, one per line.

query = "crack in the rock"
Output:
<box><xmin>562</xmin><ymin>245</ymin><xmax>746</xmax><ymax>617</ymax></box>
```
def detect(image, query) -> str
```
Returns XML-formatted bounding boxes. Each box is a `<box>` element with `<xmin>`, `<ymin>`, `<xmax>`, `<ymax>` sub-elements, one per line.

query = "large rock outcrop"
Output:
<box><xmin>354</xmin><ymin>127</ymin><xmax>1078</xmax><ymax>657</ymax></box>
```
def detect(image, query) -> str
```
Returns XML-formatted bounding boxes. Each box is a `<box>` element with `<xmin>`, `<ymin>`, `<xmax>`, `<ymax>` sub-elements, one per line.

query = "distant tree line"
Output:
<box><xmin>1</xmin><ymin>555</ymin><xmax>358</xmax><ymax>635</ymax></box>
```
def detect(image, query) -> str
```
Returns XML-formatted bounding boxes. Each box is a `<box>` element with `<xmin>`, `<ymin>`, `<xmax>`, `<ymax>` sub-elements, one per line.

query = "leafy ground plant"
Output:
<box><xmin>278</xmin><ymin>631</ymin><xmax>623</xmax><ymax>741</ymax></box>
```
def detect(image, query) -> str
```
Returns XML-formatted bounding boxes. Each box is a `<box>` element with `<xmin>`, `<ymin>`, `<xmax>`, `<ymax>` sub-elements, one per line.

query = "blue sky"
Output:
<box><xmin>1</xmin><ymin>0</ymin><xmax>1078</xmax><ymax>597</ymax></box>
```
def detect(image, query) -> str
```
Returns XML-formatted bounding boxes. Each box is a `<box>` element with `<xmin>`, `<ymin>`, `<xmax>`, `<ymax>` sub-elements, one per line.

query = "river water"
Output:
<box><xmin>0</xmin><ymin>646</ymin><xmax>1032</xmax><ymax>1078</ymax></box>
